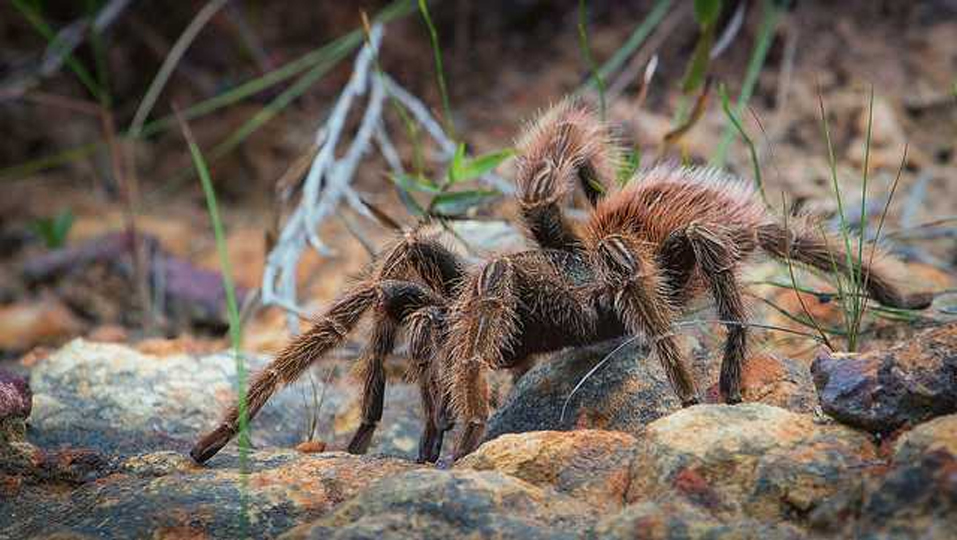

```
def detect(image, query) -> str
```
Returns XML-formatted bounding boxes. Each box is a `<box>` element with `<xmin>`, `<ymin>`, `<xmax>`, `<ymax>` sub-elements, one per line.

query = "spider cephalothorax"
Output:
<box><xmin>191</xmin><ymin>101</ymin><xmax>933</xmax><ymax>465</ymax></box>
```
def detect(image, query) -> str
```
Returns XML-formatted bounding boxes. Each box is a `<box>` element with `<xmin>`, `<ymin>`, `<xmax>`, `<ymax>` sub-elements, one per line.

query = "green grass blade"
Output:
<box><xmin>711</xmin><ymin>0</ymin><xmax>782</xmax><ymax>168</ymax></box>
<box><xmin>12</xmin><ymin>0</ymin><xmax>103</xmax><ymax>101</ymax></box>
<box><xmin>718</xmin><ymin>84</ymin><xmax>768</xmax><ymax>207</ymax></box>
<box><xmin>582</xmin><ymin>0</ymin><xmax>672</xmax><ymax>91</ymax></box>
<box><xmin>177</xmin><ymin>110</ymin><xmax>249</xmax><ymax>535</ymax></box>
<box><xmin>577</xmin><ymin>0</ymin><xmax>606</xmax><ymax>119</ymax></box>
<box><xmin>417</xmin><ymin>0</ymin><xmax>456</xmax><ymax>138</ymax></box>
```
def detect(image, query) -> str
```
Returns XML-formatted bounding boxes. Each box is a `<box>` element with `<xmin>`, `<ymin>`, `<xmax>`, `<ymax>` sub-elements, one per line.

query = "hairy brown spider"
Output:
<box><xmin>191</xmin><ymin>101</ymin><xmax>933</xmax><ymax>465</ymax></box>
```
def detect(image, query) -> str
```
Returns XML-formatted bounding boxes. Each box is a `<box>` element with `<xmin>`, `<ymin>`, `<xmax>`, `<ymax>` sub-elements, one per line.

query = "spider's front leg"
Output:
<box><xmin>662</xmin><ymin>223</ymin><xmax>747</xmax><ymax>404</ymax></box>
<box><xmin>594</xmin><ymin>235</ymin><xmax>700</xmax><ymax>406</ymax></box>
<box><xmin>407</xmin><ymin>305</ymin><xmax>454</xmax><ymax>463</ymax></box>
<box><xmin>445</xmin><ymin>259</ymin><xmax>519</xmax><ymax>459</ymax></box>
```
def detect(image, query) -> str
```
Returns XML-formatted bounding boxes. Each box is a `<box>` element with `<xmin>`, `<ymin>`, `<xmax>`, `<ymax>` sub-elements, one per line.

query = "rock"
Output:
<box><xmin>27</xmin><ymin>339</ymin><xmax>346</xmax><ymax>455</ymax></box>
<box><xmin>811</xmin><ymin>322</ymin><xmax>957</xmax><ymax>433</ymax></box>
<box><xmin>485</xmin><ymin>338</ymin><xmax>681</xmax><ymax>441</ymax></box>
<box><xmin>457</xmin><ymin>429</ymin><xmax>635</xmax><ymax>511</ymax></box>
<box><xmin>731</xmin><ymin>353</ymin><xmax>817</xmax><ymax>414</ymax></box>
<box><xmin>451</xmin><ymin>220</ymin><xmax>527</xmax><ymax>254</ymax></box>
<box><xmin>0</xmin><ymin>299</ymin><xmax>82</xmax><ymax>353</ymax></box>
<box><xmin>626</xmin><ymin>404</ymin><xmax>877</xmax><ymax>523</ymax></box>
<box><xmin>282</xmin><ymin>469</ymin><xmax>594</xmax><ymax>540</ymax></box>
<box><xmin>810</xmin><ymin>449</ymin><xmax>957</xmax><ymax>539</ymax></box>
<box><xmin>27</xmin><ymin>339</ymin><xmax>429</xmax><ymax>459</ymax></box>
<box><xmin>594</xmin><ymin>496</ymin><xmax>807</xmax><ymax>540</ymax></box>
<box><xmin>0</xmin><ymin>370</ymin><xmax>31</xmax><ymax>444</ymax></box>
<box><xmin>487</xmin><ymin>338</ymin><xmax>818</xmax><ymax>443</ymax></box>
<box><xmin>0</xmin><ymin>370</ymin><xmax>31</xmax><ymax>422</ymax></box>
<box><xmin>893</xmin><ymin>414</ymin><xmax>957</xmax><ymax>463</ymax></box>
<box><xmin>1</xmin><ymin>450</ymin><xmax>419</xmax><ymax>539</ymax></box>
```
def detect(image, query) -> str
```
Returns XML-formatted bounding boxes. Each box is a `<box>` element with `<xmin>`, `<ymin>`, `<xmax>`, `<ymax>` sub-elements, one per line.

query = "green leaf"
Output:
<box><xmin>29</xmin><ymin>209</ymin><xmax>74</xmax><ymax>249</ymax></box>
<box><xmin>617</xmin><ymin>148</ymin><xmax>642</xmax><ymax>186</ymax></box>
<box><xmin>448</xmin><ymin>142</ymin><xmax>467</xmax><ymax>183</ymax></box>
<box><xmin>450</xmin><ymin>148</ymin><xmax>515</xmax><ymax>184</ymax></box>
<box><xmin>389</xmin><ymin>173</ymin><xmax>441</xmax><ymax>194</ymax></box>
<box><xmin>429</xmin><ymin>190</ymin><xmax>500</xmax><ymax>217</ymax></box>
<box><xmin>694</xmin><ymin>0</ymin><xmax>722</xmax><ymax>27</ymax></box>
<box><xmin>680</xmin><ymin>22</ymin><xmax>716</xmax><ymax>94</ymax></box>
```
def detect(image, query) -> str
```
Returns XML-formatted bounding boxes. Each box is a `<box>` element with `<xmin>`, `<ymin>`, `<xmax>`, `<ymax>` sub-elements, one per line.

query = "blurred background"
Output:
<box><xmin>1</xmin><ymin>0</ymin><xmax>955</xmax><ymax>364</ymax></box>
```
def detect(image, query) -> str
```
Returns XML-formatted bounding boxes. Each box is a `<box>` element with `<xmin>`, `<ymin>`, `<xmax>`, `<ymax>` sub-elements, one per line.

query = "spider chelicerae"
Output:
<box><xmin>191</xmin><ymin>101</ymin><xmax>932</xmax><ymax>465</ymax></box>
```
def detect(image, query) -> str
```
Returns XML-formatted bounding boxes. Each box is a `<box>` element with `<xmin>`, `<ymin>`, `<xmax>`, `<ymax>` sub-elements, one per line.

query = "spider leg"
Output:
<box><xmin>446</xmin><ymin>259</ymin><xmax>519</xmax><ymax>459</ymax></box>
<box><xmin>595</xmin><ymin>235</ymin><xmax>700</xmax><ymax>406</ymax></box>
<box><xmin>757</xmin><ymin>222</ymin><xmax>933</xmax><ymax>309</ymax></box>
<box><xmin>515</xmin><ymin>101</ymin><xmax>618</xmax><ymax>251</ymax></box>
<box><xmin>408</xmin><ymin>305</ymin><xmax>451</xmax><ymax>463</ymax></box>
<box><xmin>682</xmin><ymin>223</ymin><xmax>746</xmax><ymax>404</ymax></box>
<box><xmin>347</xmin><ymin>280</ymin><xmax>446</xmax><ymax>455</ymax></box>
<box><xmin>191</xmin><ymin>227</ymin><xmax>465</xmax><ymax>464</ymax></box>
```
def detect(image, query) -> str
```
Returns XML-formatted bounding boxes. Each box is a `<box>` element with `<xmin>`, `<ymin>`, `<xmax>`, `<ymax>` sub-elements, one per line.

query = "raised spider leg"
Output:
<box><xmin>667</xmin><ymin>223</ymin><xmax>747</xmax><ymax>404</ymax></box>
<box><xmin>446</xmin><ymin>259</ymin><xmax>519</xmax><ymax>459</ymax></box>
<box><xmin>596</xmin><ymin>235</ymin><xmax>700</xmax><ymax>406</ymax></box>
<box><xmin>515</xmin><ymin>102</ymin><xmax>617</xmax><ymax>251</ymax></box>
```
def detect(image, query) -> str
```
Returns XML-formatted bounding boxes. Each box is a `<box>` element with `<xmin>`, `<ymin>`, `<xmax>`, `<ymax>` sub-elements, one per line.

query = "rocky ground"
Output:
<box><xmin>2</xmin><ymin>319</ymin><xmax>956</xmax><ymax>539</ymax></box>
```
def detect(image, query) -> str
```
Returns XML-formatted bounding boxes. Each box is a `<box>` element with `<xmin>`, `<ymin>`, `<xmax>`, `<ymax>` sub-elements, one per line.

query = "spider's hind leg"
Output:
<box><xmin>664</xmin><ymin>222</ymin><xmax>747</xmax><ymax>404</ymax></box>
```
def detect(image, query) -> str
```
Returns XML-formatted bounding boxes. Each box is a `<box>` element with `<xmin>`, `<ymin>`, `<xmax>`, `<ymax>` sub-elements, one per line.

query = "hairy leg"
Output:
<box><xmin>683</xmin><ymin>223</ymin><xmax>746</xmax><ymax>404</ymax></box>
<box><xmin>407</xmin><ymin>305</ymin><xmax>451</xmax><ymax>463</ymax></box>
<box><xmin>595</xmin><ymin>235</ymin><xmax>699</xmax><ymax>405</ymax></box>
<box><xmin>445</xmin><ymin>259</ymin><xmax>520</xmax><ymax>459</ymax></box>
<box><xmin>757</xmin><ymin>222</ymin><xmax>933</xmax><ymax>309</ymax></box>
<box><xmin>190</xmin><ymin>228</ymin><xmax>465</xmax><ymax>464</ymax></box>
<box><xmin>515</xmin><ymin>101</ymin><xmax>618</xmax><ymax>251</ymax></box>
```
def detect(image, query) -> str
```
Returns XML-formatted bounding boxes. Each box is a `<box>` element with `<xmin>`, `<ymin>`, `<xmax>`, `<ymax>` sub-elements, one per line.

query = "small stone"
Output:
<box><xmin>296</xmin><ymin>440</ymin><xmax>327</xmax><ymax>454</ymax></box>
<box><xmin>893</xmin><ymin>414</ymin><xmax>957</xmax><ymax>464</ymax></box>
<box><xmin>457</xmin><ymin>429</ymin><xmax>636</xmax><ymax>511</ymax></box>
<box><xmin>0</xmin><ymin>299</ymin><xmax>81</xmax><ymax>353</ymax></box>
<box><xmin>811</xmin><ymin>322</ymin><xmax>957</xmax><ymax>433</ymax></box>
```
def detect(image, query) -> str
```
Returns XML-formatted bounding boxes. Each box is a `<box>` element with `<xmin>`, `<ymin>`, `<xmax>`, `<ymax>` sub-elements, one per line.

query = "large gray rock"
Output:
<box><xmin>27</xmin><ymin>339</ymin><xmax>426</xmax><ymax>459</ymax></box>
<box><xmin>486</xmin><ymin>337</ymin><xmax>817</xmax><ymax>443</ymax></box>
<box><xmin>486</xmin><ymin>338</ymin><xmax>681</xmax><ymax>442</ymax></box>
<box><xmin>1</xmin><ymin>450</ymin><xmax>420</xmax><ymax>539</ymax></box>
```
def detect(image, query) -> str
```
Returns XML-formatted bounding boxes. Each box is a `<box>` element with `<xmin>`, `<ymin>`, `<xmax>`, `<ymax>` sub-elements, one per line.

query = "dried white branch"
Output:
<box><xmin>262</xmin><ymin>24</ymin><xmax>513</xmax><ymax>330</ymax></box>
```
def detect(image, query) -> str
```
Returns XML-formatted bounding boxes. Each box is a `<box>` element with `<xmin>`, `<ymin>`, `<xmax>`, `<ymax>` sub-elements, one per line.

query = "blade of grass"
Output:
<box><xmin>719</xmin><ymin>83</ymin><xmax>769</xmax><ymax>207</ymax></box>
<box><xmin>2</xmin><ymin>0</ymin><xmax>416</xmax><ymax>182</ymax></box>
<box><xmin>418</xmin><ymin>0</ymin><xmax>456</xmax><ymax>138</ymax></box>
<box><xmin>12</xmin><ymin>0</ymin><xmax>103</xmax><ymax>101</ymax></box>
<box><xmin>711</xmin><ymin>0</ymin><xmax>782</xmax><ymax>168</ymax></box>
<box><xmin>129</xmin><ymin>0</ymin><xmax>230</xmax><ymax>136</ymax></box>
<box><xmin>175</xmin><ymin>107</ymin><xmax>249</xmax><ymax>535</ymax></box>
<box><xmin>577</xmin><ymin>0</ymin><xmax>606</xmax><ymax>119</ymax></box>
<box><xmin>581</xmin><ymin>0</ymin><xmax>672</xmax><ymax>91</ymax></box>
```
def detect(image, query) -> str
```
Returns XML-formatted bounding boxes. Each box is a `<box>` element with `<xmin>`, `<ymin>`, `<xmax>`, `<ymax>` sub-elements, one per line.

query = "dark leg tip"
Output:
<box><xmin>190</xmin><ymin>424</ymin><xmax>234</xmax><ymax>464</ymax></box>
<box><xmin>347</xmin><ymin>423</ymin><xmax>377</xmax><ymax>455</ymax></box>
<box><xmin>452</xmin><ymin>421</ymin><xmax>486</xmax><ymax>461</ymax></box>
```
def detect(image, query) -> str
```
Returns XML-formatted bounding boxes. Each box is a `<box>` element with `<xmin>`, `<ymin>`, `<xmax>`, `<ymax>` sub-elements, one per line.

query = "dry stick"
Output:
<box><xmin>129</xmin><ymin>0</ymin><xmax>230</xmax><ymax>136</ymax></box>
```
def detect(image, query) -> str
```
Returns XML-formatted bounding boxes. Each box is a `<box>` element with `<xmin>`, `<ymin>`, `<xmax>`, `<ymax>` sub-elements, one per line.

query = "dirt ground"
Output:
<box><xmin>1</xmin><ymin>0</ymin><xmax>955</xmax><ymax>365</ymax></box>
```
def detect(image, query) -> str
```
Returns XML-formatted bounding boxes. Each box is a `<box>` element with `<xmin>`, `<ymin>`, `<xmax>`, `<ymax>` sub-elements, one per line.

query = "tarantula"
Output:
<box><xmin>191</xmin><ymin>101</ymin><xmax>932</xmax><ymax>465</ymax></box>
